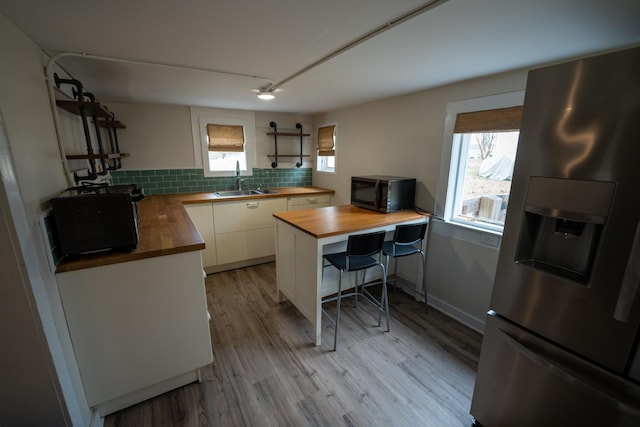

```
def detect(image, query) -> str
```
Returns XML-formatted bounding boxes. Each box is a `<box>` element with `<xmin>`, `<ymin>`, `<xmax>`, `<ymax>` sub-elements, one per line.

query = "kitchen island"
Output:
<box><xmin>273</xmin><ymin>205</ymin><xmax>429</xmax><ymax>346</ymax></box>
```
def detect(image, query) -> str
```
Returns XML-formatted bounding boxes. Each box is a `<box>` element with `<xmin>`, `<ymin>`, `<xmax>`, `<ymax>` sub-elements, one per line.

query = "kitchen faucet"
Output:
<box><xmin>235</xmin><ymin>160</ymin><xmax>244</xmax><ymax>190</ymax></box>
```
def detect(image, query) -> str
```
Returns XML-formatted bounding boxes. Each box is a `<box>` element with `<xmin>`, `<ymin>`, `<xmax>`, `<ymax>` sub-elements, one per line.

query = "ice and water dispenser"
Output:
<box><xmin>514</xmin><ymin>177</ymin><xmax>615</xmax><ymax>284</ymax></box>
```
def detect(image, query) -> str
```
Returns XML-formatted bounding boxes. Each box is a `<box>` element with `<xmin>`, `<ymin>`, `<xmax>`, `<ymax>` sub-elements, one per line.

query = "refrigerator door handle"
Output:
<box><xmin>498</xmin><ymin>327</ymin><xmax>640</xmax><ymax>418</ymax></box>
<box><xmin>614</xmin><ymin>220</ymin><xmax>640</xmax><ymax>323</ymax></box>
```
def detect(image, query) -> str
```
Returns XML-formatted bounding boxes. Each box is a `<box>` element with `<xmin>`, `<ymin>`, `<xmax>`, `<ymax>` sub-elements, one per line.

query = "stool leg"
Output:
<box><xmin>421</xmin><ymin>251</ymin><xmax>428</xmax><ymax>312</ymax></box>
<box><xmin>354</xmin><ymin>270</ymin><xmax>359</xmax><ymax>308</ymax></box>
<box><xmin>392</xmin><ymin>256</ymin><xmax>399</xmax><ymax>291</ymax></box>
<box><xmin>333</xmin><ymin>271</ymin><xmax>343</xmax><ymax>351</ymax></box>
<box><xmin>381</xmin><ymin>263</ymin><xmax>390</xmax><ymax>331</ymax></box>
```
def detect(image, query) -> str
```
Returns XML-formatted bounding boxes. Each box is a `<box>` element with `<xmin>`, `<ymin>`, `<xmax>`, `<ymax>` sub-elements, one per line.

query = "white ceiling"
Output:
<box><xmin>2</xmin><ymin>0</ymin><xmax>639</xmax><ymax>114</ymax></box>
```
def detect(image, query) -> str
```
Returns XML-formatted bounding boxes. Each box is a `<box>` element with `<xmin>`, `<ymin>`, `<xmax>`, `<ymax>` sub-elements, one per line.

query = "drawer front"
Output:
<box><xmin>287</xmin><ymin>194</ymin><xmax>331</xmax><ymax>211</ymax></box>
<box><xmin>214</xmin><ymin>198</ymin><xmax>287</xmax><ymax>233</ymax></box>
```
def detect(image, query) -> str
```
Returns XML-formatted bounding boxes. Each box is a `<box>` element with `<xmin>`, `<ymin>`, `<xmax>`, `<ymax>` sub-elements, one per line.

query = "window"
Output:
<box><xmin>206</xmin><ymin>124</ymin><xmax>245</xmax><ymax>172</ymax></box>
<box><xmin>437</xmin><ymin>92</ymin><xmax>524</xmax><ymax>233</ymax></box>
<box><xmin>190</xmin><ymin>107</ymin><xmax>256</xmax><ymax>177</ymax></box>
<box><xmin>316</xmin><ymin>124</ymin><xmax>336</xmax><ymax>173</ymax></box>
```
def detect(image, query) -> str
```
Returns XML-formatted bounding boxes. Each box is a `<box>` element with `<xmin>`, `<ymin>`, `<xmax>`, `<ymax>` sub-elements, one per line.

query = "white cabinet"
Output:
<box><xmin>184</xmin><ymin>203</ymin><xmax>217</xmax><ymax>267</ymax></box>
<box><xmin>213</xmin><ymin>198</ymin><xmax>287</xmax><ymax>265</ymax></box>
<box><xmin>56</xmin><ymin>251</ymin><xmax>212</xmax><ymax>416</ymax></box>
<box><xmin>185</xmin><ymin>194</ymin><xmax>332</xmax><ymax>270</ymax></box>
<box><xmin>287</xmin><ymin>194</ymin><xmax>332</xmax><ymax>211</ymax></box>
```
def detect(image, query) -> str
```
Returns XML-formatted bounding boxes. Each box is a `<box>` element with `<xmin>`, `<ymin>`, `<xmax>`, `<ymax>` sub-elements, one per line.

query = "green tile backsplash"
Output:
<box><xmin>110</xmin><ymin>168</ymin><xmax>313</xmax><ymax>195</ymax></box>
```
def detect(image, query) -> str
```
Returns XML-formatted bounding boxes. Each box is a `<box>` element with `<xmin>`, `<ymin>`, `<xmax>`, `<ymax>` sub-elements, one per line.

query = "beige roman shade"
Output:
<box><xmin>317</xmin><ymin>125</ymin><xmax>335</xmax><ymax>156</ymax></box>
<box><xmin>207</xmin><ymin>124</ymin><xmax>245</xmax><ymax>152</ymax></box>
<box><xmin>454</xmin><ymin>106</ymin><xmax>523</xmax><ymax>133</ymax></box>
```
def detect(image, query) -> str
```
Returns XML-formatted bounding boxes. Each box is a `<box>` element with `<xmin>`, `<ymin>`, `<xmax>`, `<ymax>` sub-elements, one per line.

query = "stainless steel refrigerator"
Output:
<box><xmin>470</xmin><ymin>47</ymin><xmax>640</xmax><ymax>426</ymax></box>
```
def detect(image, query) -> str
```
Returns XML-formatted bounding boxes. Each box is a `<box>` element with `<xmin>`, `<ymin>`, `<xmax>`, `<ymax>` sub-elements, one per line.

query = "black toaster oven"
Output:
<box><xmin>50</xmin><ymin>184</ymin><xmax>143</xmax><ymax>257</ymax></box>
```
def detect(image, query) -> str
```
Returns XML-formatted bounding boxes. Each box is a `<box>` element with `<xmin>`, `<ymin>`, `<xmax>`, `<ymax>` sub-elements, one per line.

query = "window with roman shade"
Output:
<box><xmin>453</xmin><ymin>106</ymin><xmax>523</xmax><ymax>134</ymax></box>
<box><xmin>317</xmin><ymin>125</ymin><xmax>335</xmax><ymax>156</ymax></box>
<box><xmin>316</xmin><ymin>123</ymin><xmax>337</xmax><ymax>173</ymax></box>
<box><xmin>207</xmin><ymin>124</ymin><xmax>245</xmax><ymax>152</ymax></box>
<box><xmin>444</xmin><ymin>99</ymin><xmax>524</xmax><ymax>232</ymax></box>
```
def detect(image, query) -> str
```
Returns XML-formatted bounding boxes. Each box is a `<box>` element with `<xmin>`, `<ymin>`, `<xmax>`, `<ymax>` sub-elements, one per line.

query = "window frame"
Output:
<box><xmin>316</xmin><ymin>122</ymin><xmax>337</xmax><ymax>174</ymax></box>
<box><xmin>190</xmin><ymin>107</ymin><xmax>256</xmax><ymax>178</ymax></box>
<box><xmin>436</xmin><ymin>91</ymin><xmax>524</xmax><ymax>234</ymax></box>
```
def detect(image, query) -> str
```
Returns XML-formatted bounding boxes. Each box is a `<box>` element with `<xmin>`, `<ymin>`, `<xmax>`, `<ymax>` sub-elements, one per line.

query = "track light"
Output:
<box><xmin>257</xmin><ymin>90</ymin><xmax>275</xmax><ymax>100</ymax></box>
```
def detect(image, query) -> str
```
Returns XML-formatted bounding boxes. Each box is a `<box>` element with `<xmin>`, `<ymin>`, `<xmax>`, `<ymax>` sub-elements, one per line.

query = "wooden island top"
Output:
<box><xmin>273</xmin><ymin>205</ymin><xmax>430</xmax><ymax>239</ymax></box>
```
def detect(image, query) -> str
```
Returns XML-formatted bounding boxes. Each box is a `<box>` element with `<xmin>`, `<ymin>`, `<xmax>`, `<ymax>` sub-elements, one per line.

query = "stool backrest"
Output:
<box><xmin>393</xmin><ymin>223</ymin><xmax>428</xmax><ymax>246</ymax></box>
<box><xmin>347</xmin><ymin>230</ymin><xmax>386</xmax><ymax>257</ymax></box>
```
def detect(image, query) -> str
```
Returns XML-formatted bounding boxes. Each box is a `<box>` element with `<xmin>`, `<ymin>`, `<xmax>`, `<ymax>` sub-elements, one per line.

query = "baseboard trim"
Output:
<box><xmin>392</xmin><ymin>276</ymin><xmax>485</xmax><ymax>334</ymax></box>
<box><xmin>204</xmin><ymin>256</ymin><xmax>275</xmax><ymax>274</ymax></box>
<box><xmin>427</xmin><ymin>294</ymin><xmax>485</xmax><ymax>334</ymax></box>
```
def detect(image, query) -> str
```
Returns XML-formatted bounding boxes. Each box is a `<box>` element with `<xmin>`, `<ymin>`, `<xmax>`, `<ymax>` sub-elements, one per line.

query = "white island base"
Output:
<box><xmin>274</xmin><ymin>205</ymin><xmax>428</xmax><ymax>346</ymax></box>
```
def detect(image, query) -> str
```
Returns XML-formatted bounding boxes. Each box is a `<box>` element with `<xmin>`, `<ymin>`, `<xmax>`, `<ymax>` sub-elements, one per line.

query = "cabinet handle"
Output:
<box><xmin>307</xmin><ymin>198</ymin><xmax>317</xmax><ymax>204</ymax></box>
<box><xmin>246</xmin><ymin>202</ymin><xmax>259</xmax><ymax>209</ymax></box>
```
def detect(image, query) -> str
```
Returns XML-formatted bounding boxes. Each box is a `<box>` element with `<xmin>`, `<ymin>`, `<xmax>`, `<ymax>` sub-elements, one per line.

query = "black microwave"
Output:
<box><xmin>50</xmin><ymin>184</ymin><xmax>143</xmax><ymax>258</ymax></box>
<box><xmin>351</xmin><ymin>176</ymin><xmax>416</xmax><ymax>213</ymax></box>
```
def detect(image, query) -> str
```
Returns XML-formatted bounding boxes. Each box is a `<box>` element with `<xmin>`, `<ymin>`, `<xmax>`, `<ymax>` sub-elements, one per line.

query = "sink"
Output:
<box><xmin>214</xmin><ymin>189</ymin><xmax>277</xmax><ymax>198</ymax></box>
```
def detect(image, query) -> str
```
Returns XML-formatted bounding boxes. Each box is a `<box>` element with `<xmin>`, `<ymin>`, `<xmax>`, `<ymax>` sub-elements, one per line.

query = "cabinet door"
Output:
<box><xmin>213</xmin><ymin>198</ymin><xmax>287</xmax><ymax>233</ymax></box>
<box><xmin>213</xmin><ymin>198</ymin><xmax>287</xmax><ymax>264</ymax></box>
<box><xmin>216</xmin><ymin>228</ymin><xmax>278</xmax><ymax>264</ymax></box>
<box><xmin>287</xmin><ymin>194</ymin><xmax>332</xmax><ymax>211</ymax></box>
<box><xmin>184</xmin><ymin>203</ymin><xmax>217</xmax><ymax>267</ymax></box>
<box><xmin>56</xmin><ymin>252</ymin><xmax>212</xmax><ymax>408</ymax></box>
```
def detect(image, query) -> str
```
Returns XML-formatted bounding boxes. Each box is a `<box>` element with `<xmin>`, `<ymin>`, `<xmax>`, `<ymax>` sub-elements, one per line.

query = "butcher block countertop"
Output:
<box><xmin>273</xmin><ymin>205</ymin><xmax>430</xmax><ymax>239</ymax></box>
<box><xmin>55</xmin><ymin>195</ymin><xmax>204</xmax><ymax>273</ymax></box>
<box><xmin>55</xmin><ymin>186</ymin><xmax>334</xmax><ymax>273</ymax></box>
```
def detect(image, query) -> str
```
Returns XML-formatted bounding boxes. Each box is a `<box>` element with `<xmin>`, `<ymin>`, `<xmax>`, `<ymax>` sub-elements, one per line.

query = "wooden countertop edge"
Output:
<box><xmin>55</xmin><ymin>243</ymin><xmax>205</xmax><ymax>273</ymax></box>
<box><xmin>273</xmin><ymin>205</ymin><xmax>430</xmax><ymax>239</ymax></box>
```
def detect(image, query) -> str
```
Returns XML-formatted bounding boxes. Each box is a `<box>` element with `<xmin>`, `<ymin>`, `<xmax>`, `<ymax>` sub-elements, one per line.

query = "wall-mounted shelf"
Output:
<box><xmin>65</xmin><ymin>153</ymin><xmax>129</xmax><ymax>160</ymax></box>
<box><xmin>54</xmin><ymin>73</ymin><xmax>128</xmax><ymax>181</ymax></box>
<box><xmin>267</xmin><ymin>121</ymin><xmax>310</xmax><ymax>168</ymax></box>
<box><xmin>266</xmin><ymin>154</ymin><xmax>310</xmax><ymax>158</ymax></box>
<box><xmin>96</xmin><ymin>119</ymin><xmax>126</xmax><ymax>129</ymax></box>
<box><xmin>56</xmin><ymin>100</ymin><xmax>112</xmax><ymax>118</ymax></box>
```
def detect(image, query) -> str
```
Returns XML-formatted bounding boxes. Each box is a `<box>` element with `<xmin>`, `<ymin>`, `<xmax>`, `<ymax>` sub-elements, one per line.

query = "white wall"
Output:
<box><xmin>107</xmin><ymin>103</ymin><xmax>314</xmax><ymax>171</ymax></box>
<box><xmin>313</xmin><ymin>69</ymin><xmax>528</xmax><ymax>332</ymax></box>
<box><xmin>0</xmin><ymin>11</ymin><xmax>91</xmax><ymax>426</ymax></box>
<box><xmin>104</xmin><ymin>103</ymin><xmax>194</xmax><ymax>169</ymax></box>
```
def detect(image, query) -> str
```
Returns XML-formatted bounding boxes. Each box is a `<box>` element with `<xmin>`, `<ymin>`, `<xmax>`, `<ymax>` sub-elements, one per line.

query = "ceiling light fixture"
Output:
<box><xmin>257</xmin><ymin>90</ymin><xmax>275</xmax><ymax>100</ymax></box>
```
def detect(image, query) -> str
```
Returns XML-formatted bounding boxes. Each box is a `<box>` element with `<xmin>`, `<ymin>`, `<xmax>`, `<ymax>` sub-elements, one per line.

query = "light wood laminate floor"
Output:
<box><xmin>104</xmin><ymin>262</ymin><xmax>482</xmax><ymax>427</ymax></box>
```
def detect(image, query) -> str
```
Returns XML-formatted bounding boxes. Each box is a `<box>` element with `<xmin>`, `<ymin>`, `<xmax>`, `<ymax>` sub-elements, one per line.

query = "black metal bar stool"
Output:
<box><xmin>383</xmin><ymin>222</ymin><xmax>428</xmax><ymax>311</ymax></box>
<box><xmin>321</xmin><ymin>230</ymin><xmax>388</xmax><ymax>351</ymax></box>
